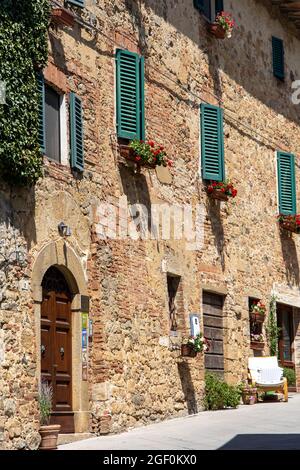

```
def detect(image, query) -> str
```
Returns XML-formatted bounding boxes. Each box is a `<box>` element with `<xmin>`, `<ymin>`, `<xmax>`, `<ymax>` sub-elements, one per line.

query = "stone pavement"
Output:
<box><xmin>59</xmin><ymin>393</ymin><xmax>300</xmax><ymax>450</ymax></box>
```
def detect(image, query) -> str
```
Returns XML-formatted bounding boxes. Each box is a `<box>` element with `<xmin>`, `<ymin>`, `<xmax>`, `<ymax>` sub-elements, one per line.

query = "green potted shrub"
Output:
<box><xmin>38</xmin><ymin>381</ymin><xmax>61</xmax><ymax>450</ymax></box>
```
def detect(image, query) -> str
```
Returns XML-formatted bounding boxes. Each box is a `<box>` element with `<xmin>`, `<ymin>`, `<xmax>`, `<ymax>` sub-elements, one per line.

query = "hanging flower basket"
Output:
<box><xmin>51</xmin><ymin>7</ymin><xmax>75</xmax><ymax>27</ymax></box>
<box><xmin>181</xmin><ymin>344</ymin><xmax>197</xmax><ymax>357</ymax></box>
<box><xmin>250</xmin><ymin>341</ymin><xmax>264</xmax><ymax>350</ymax></box>
<box><xmin>277</xmin><ymin>214</ymin><xmax>300</xmax><ymax>234</ymax></box>
<box><xmin>208</xmin><ymin>11</ymin><xmax>235</xmax><ymax>39</ymax></box>
<box><xmin>207</xmin><ymin>180</ymin><xmax>237</xmax><ymax>201</ymax></box>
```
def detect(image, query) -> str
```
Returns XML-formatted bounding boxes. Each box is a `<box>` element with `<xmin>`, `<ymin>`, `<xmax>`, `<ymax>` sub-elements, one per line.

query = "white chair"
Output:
<box><xmin>248</xmin><ymin>356</ymin><xmax>288</xmax><ymax>402</ymax></box>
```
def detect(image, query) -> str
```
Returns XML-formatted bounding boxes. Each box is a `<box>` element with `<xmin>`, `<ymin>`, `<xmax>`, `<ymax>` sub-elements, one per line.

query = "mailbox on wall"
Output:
<box><xmin>189</xmin><ymin>314</ymin><xmax>200</xmax><ymax>337</ymax></box>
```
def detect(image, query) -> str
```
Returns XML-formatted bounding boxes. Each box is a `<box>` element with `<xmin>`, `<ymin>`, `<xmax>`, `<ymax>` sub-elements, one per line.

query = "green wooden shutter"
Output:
<box><xmin>194</xmin><ymin>0</ymin><xmax>211</xmax><ymax>19</ymax></box>
<box><xmin>70</xmin><ymin>92</ymin><xmax>84</xmax><ymax>171</ymax></box>
<box><xmin>116</xmin><ymin>49</ymin><xmax>144</xmax><ymax>140</ymax></box>
<box><xmin>201</xmin><ymin>103</ymin><xmax>225</xmax><ymax>181</ymax></box>
<box><xmin>67</xmin><ymin>0</ymin><xmax>85</xmax><ymax>7</ymax></box>
<box><xmin>277</xmin><ymin>151</ymin><xmax>296</xmax><ymax>215</ymax></box>
<box><xmin>272</xmin><ymin>37</ymin><xmax>284</xmax><ymax>80</ymax></box>
<box><xmin>215</xmin><ymin>0</ymin><xmax>224</xmax><ymax>16</ymax></box>
<box><xmin>37</xmin><ymin>73</ymin><xmax>45</xmax><ymax>154</ymax></box>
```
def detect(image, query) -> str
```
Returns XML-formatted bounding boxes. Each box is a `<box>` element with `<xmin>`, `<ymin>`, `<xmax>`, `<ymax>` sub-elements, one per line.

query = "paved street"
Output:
<box><xmin>59</xmin><ymin>393</ymin><xmax>300</xmax><ymax>450</ymax></box>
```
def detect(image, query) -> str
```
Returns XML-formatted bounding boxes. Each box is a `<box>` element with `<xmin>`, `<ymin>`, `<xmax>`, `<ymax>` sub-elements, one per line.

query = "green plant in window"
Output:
<box><xmin>266</xmin><ymin>294</ymin><xmax>281</xmax><ymax>356</ymax></box>
<box><xmin>0</xmin><ymin>0</ymin><xmax>50</xmax><ymax>186</ymax></box>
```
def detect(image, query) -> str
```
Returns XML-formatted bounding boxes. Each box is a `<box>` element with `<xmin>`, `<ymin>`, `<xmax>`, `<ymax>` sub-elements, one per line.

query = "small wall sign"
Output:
<box><xmin>189</xmin><ymin>314</ymin><xmax>201</xmax><ymax>337</ymax></box>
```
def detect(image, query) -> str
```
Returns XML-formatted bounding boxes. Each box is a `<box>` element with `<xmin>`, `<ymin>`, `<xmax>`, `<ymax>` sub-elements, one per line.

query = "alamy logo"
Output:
<box><xmin>291</xmin><ymin>80</ymin><xmax>300</xmax><ymax>105</ymax></box>
<box><xmin>94</xmin><ymin>196</ymin><xmax>206</xmax><ymax>251</ymax></box>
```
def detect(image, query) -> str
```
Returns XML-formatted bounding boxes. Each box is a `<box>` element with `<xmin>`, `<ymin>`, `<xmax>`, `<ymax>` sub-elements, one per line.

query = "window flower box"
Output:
<box><xmin>51</xmin><ymin>7</ymin><xmax>75</xmax><ymax>27</ymax></box>
<box><xmin>277</xmin><ymin>214</ymin><xmax>300</xmax><ymax>234</ymax></box>
<box><xmin>207</xmin><ymin>23</ymin><xmax>226</xmax><ymax>39</ymax></box>
<box><xmin>207</xmin><ymin>180</ymin><xmax>237</xmax><ymax>201</ymax></box>
<box><xmin>250</xmin><ymin>333</ymin><xmax>264</xmax><ymax>350</ymax></box>
<box><xmin>119</xmin><ymin>140</ymin><xmax>174</xmax><ymax>170</ymax></box>
<box><xmin>250</xmin><ymin>300</ymin><xmax>266</xmax><ymax>323</ymax></box>
<box><xmin>208</xmin><ymin>12</ymin><xmax>235</xmax><ymax>39</ymax></box>
<box><xmin>250</xmin><ymin>341</ymin><xmax>265</xmax><ymax>350</ymax></box>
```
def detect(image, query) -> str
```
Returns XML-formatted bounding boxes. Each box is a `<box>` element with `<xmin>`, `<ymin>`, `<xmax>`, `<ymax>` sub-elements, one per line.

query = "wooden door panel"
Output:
<box><xmin>203</xmin><ymin>292</ymin><xmax>224</xmax><ymax>374</ymax></box>
<box><xmin>41</xmin><ymin>267</ymin><xmax>73</xmax><ymax>432</ymax></box>
<box><xmin>55</xmin><ymin>329</ymin><xmax>70</xmax><ymax>373</ymax></box>
<box><xmin>41</xmin><ymin>327</ymin><xmax>52</xmax><ymax>374</ymax></box>
<box><xmin>55</xmin><ymin>380</ymin><xmax>72</xmax><ymax>411</ymax></box>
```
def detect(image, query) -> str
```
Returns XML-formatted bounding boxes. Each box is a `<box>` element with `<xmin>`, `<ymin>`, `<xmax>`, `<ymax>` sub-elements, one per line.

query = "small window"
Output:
<box><xmin>200</xmin><ymin>103</ymin><xmax>225</xmax><ymax>181</ymax></box>
<box><xmin>277</xmin><ymin>151</ymin><xmax>296</xmax><ymax>215</ymax></box>
<box><xmin>45</xmin><ymin>85</ymin><xmax>61</xmax><ymax>163</ymax></box>
<box><xmin>272</xmin><ymin>36</ymin><xmax>284</xmax><ymax>80</ymax></box>
<box><xmin>167</xmin><ymin>274</ymin><xmax>184</xmax><ymax>333</ymax></box>
<box><xmin>194</xmin><ymin>1</ymin><xmax>224</xmax><ymax>21</ymax></box>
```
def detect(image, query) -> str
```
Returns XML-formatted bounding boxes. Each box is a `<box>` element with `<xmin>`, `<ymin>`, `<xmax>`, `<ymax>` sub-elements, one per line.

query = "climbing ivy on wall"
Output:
<box><xmin>0</xmin><ymin>0</ymin><xmax>50</xmax><ymax>186</ymax></box>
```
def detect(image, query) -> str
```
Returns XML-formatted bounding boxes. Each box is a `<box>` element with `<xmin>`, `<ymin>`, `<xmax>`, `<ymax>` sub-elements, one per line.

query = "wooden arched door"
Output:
<box><xmin>41</xmin><ymin>266</ymin><xmax>74</xmax><ymax>433</ymax></box>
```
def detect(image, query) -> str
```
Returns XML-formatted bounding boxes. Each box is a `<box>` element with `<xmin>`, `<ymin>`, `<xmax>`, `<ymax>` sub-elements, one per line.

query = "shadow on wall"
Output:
<box><xmin>0</xmin><ymin>186</ymin><xmax>37</xmax><ymax>278</ymax></box>
<box><xmin>177</xmin><ymin>362</ymin><xmax>198</xmax><ymax>415</ymax></box>
<box><xmin>206</xmin><ymin>198</ymin><xmax>225</xmax><ymax>271</ymax></box>
<box><xmin>218</xmin><ymin>434</ymin><xmax>300</xmax><ymax>450</ymax></box>
<box><xmin>119</xmin><ymin>165</ymin><xmax>152</xmax><ymax>235</ymax></box>
<box><xmin>279</xmin><ymin>231</ymin><xmax>300</xmax><ymax>285</ymax></box>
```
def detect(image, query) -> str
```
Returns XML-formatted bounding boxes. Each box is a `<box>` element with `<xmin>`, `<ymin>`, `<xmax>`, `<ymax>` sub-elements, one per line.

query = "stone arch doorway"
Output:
<box><xmin>32</xmin><ymin>240</ymin><xmax>90</xmax><ymax>434</ymax></box>
<box><xmin>41</xmin><ymin>266</ymin><xmax>74</xmax><ymax>432</ymax></box>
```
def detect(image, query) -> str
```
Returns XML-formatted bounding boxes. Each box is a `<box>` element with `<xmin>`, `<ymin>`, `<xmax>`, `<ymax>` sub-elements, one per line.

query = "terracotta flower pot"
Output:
<box><xmin>51</xmin><ymin>8</ymin><xmax>75</xmax><ymax>27</ymax></box>
<box><xmin>207</xmin><ymin>23</ymin><xmax>226</xmax><ymax>39</ymax></box>
<box><xmin>250</xmin><ymin>312</ymin><xmax>265</xmax><ymax>323</ymax></box>
<box><xmin>242</xmin><ymin>389</ymin><xmax>257</xmax><ymax>405</ymax></box>
<box><xmin>250</xmin><ymin>341</ymin><xmax>264</xmax><ymax>351</ymax></box>
<box><xmin>208</xmin><ymin>188</ymin><xmax>229</xmax><ymax>201</ymax></box>
<box><xmin>39</xmin><ymin>424</ymin><xmax>61</xmax><ymax>450</ymax></box>
<box><xmin>181</xmin><ymin>344</ymin><xmax>197</xmax><ymax>357</ymax></box>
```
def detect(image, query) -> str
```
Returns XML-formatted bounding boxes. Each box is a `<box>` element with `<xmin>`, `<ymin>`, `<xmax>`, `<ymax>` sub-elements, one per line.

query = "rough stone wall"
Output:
<box><xmin>1</xmin><ymin>0</ymin><xmax>300</xmax><ymax>448</ymax></box>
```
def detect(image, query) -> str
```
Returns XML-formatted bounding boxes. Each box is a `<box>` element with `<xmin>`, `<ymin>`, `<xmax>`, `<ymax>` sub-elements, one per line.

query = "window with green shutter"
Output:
<box><xmin>215</xmin><ymin>0</ymin><xmax>224</xmax><ymax>16</ymax></box>
<box><xmin>116</xmin><ymin>49</ymin><xmax>145</xmax><ymax>141</ymax></box>
<box><xmin>200</xmin><ymin>103</ymin><xmax>225</xmax><ymax>181</ymax></box>
<box><xmin>194</xmin><ymin>0</ymin><xmax>211</xmax><ymax>19</ymax></box>
<box><xmin>70</xmin><ymin>92</ymin><xmax>84</xmax><ymax>171</ymax></box>
<box><xmin>277</xmin><ymin>151</ymin><xmax>296</xmax><ymax>215</ymax></box>
<box><xmin>66</xmin><ymin>0</ymin><xmax>85</xmax><ymax>7</ymax></box>
<box><xmin>272</xmin><ymin>36</ymin><xmax>284</xmax><ymax>80</ymax></box>
<box><xmin>37</xmin><ymin>73</ymin><xmax>45</xmax><ymax>154</ymax></box>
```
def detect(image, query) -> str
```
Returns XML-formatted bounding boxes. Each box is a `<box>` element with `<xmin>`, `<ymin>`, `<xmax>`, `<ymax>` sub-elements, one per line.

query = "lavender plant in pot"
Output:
<box><xmin>38</xmin><ymin>381</ymin><xmax>61</xmax><ymax>450</ymax></box>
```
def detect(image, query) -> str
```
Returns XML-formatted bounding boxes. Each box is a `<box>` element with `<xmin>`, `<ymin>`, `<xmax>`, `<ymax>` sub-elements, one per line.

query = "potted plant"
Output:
<box><xmin>38</xmin><ymin>381</ymin><xmax>61</xmax><ymax>450</ymax></box>
<box><xmin>207</xmin><ymin>180</ymin><xmax>237</xmax><ymax>201</ymax></box>
<box><xmin>119</xmin><ymin>139</ymin><xmax>174</xmax><ymax>169</ymax></box>
<box><xmin>181</xmin><ymin>333</ymin><xmax>210</xmax><ymax>357</ymax></box>
<box><xmin>208</xmin><ymin>11</ymin><xmax>235</xmax><ymax>39</ymax></box>
<box><xmin>250</xmin><ymin>300</ymin><xmax>266</xmax><ymax>323</ymax></box>
<box><xmin>241</xmin><ymin>383</ymin><xmax>257</xmax><ymax>405</ymax></box>
<box><xmin>277</xmin><ymin>214</ymin><xmax>300</xmax><ymax>234</ymax></box>
<box><xmin>250</xmin><ymin>333</ymin><xmax>264</xmax><ymax>350</ymax></box>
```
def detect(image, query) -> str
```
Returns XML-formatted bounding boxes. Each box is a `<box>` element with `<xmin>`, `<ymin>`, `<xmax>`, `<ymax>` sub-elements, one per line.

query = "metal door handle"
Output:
<box><xmin>60</xmin><ymin>347</ymin><xmax>65</xmax><ymax>357</ymax></box>
<box><xmin>41</xmin><ymin>344</ymin><xmax>46</xmax><ymax>355</ymax></box>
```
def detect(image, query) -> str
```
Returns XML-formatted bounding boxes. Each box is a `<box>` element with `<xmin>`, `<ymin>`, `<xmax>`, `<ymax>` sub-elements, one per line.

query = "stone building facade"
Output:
<box><xmin>1</xmin><ymin>0</ymin><xmax>300</xmax><ymax>449</ymax></box>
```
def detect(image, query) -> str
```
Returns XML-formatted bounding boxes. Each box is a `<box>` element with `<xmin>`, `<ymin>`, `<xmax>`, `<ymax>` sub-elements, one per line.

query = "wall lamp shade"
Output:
<box><xmin>58</xmin><ymin>222</ymin><xmax>72</xmax><ymax>237</ymax></box>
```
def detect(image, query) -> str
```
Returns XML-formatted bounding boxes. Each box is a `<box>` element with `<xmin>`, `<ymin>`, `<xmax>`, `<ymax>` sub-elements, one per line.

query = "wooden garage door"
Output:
<box><xmin>203</xmin><ymin>292</ymin><xmax>224</xmax><ymax>376</ymax></box>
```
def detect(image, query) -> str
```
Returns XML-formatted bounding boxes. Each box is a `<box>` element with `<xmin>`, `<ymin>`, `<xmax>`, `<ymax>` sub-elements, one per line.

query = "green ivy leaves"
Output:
<box><xmin>0</xmin><ymin>0</ymin><xmax>50</xmax><ymax>186</ymax></box>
